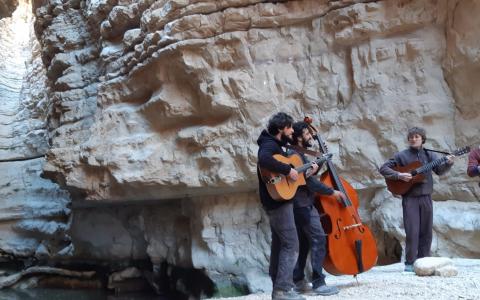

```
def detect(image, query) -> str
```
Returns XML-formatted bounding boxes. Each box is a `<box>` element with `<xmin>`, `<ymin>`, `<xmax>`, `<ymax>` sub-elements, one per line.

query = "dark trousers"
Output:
<box><xmin>293</xmin><ymin>205</ymin><xmax>327</xmax><ymax>288</ymax></box>
<box><xmin>267</xmin><ymin>202</ymin><xmax>299</xmax><ymax>291</ymax></box>
<box><xmin>402</xmin><ymin>194</ymin><xmax>433</xmax><ymax>265</ymax></box>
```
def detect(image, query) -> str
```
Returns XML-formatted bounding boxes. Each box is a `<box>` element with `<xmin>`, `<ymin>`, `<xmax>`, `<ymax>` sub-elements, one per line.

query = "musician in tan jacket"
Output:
<box><xmin>379</xmin><ymin>127</ymin><xmax>454</xmax><ymax>272</ymax></box>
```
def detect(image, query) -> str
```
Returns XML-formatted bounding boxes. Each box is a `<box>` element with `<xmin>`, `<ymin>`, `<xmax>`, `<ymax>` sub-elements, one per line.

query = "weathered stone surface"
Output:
<box><xmin>0</xmin><ymin>1</ymin><xmax>71</xmax><ymax>260</ymax></box>
<box><xmin>0</xmin><ymin>1</ymin><xmax>48</xmax><ymax>159</ymax></box>
<box><xmin>444</xmin><ymin>0</ymin><xmax>480</xmax><ymax>129</ymax></box>
<box><xmin>0</xmin><ymin>0</ymin><xmax>18</xmax><ymax>19</ymax></box>
<box><xmin>0</xmin><ymin>266</ymin><xmax>95</xmax><ymax>289</ymax></box>
<box><xmin>0</xmin><ymin>159</ymin><xmax>71</xmax><ymax>257</ymax></box>
<box><xmin>39</xmin><ymin>0</ymin><xmax>480</xmax><ymax>205</ymax></box>
<box><xmin>108</xmin><ymin>267</ymin><xmax>142</xmax><ymax>289</ymax></box>
<box><xmin>28</xmin><ymin>0</ymin><xmax>480</xmax><ymax>288</ymax></box>
<box><xmin>0</xmin><ymin>0</ymin><xmax>479</xmax><ymax>295</ymax></box>
<box><xmin>413</xmin><ymin>257</ymin><xmax>454</xmax><ymax>276</ymax></box>
<box><xmin>434</xmin><ymin>264</ymin><xmax>458</xmax><ymax>277</ymax></box>
<box><xmin>69</xmin><ymin>205</ymin><xmax>148</xmax><ymax>260</ymax></box>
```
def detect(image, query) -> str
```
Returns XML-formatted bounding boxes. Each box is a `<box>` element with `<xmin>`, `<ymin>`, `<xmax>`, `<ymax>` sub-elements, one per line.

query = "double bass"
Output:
<box><xmin>305</xmin><ymin>117</ymin><xmax>377</xmax><ymax>275</ymax></box>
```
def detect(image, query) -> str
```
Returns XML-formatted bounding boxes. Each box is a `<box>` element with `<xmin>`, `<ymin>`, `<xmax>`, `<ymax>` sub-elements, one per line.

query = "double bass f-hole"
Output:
<box><xmin>334</xmin><ymin>219</ymin><xmax>342</xmax><ymax>239</ymax></box>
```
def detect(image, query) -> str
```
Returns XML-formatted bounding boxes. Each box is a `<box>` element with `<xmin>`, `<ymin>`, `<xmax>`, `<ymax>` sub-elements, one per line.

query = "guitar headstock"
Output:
<box><xmin>304</xmin><ymin>116</ymin><xmax>330</xmax><ymax>154</ymax></box>
<box><xmin>453</xmin><ymin>146</ymin><xmax>471</xmax><ymax>156</ymax></box>
<box><xmin>321</xmin><ymin>141</ymin><xmax>329</xmax><ymax>153</ymax></box>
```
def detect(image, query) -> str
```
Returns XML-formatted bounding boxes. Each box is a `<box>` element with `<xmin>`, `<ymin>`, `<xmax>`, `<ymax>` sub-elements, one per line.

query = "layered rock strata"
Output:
<box><xmin>0</xmin><ymin>1</ymin><xmax>71</xmax><ymax>260</ymax></box>
<box><xmin>0</xmin><ymin>0</ymin><xmax>477</xmax><ymax>295</ymax></box>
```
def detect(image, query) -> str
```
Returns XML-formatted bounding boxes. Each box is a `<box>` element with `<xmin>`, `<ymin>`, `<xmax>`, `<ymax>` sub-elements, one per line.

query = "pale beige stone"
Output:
<box><xmin>434</xmin><ymin>265</ymin><xmax>458</xmax><ymax>277</ymax></box>
<box><xmin>414</xmin><ymin>257</ymin><xmax>453</xmax><ymax>276</ymax></box>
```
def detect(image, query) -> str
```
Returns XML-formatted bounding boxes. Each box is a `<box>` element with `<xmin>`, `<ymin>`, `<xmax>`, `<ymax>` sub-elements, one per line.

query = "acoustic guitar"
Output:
<box><xmin>259</xmin><ymin>153</ymin><xmax>332</xmax><ymax>201</ymax></box>
<box><xmin>385</xmin><ymin>146</ymin><xmax>470</xmax><ymax>195</ymax></box>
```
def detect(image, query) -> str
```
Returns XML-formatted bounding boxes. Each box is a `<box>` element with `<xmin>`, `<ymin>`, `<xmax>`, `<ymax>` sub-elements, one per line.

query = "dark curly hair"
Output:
<box><xmin>267</xmin><ymin>112</ymin><xmax>294</xmax><ymax>135</ymax></box>
<box><xmin>291</xmin><ymin>121</ymin><xmax>309</xmax><ymax>145</ymax></box>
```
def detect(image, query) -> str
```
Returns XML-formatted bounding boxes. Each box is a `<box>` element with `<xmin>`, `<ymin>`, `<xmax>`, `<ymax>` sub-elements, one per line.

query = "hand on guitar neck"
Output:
<box><xmin>288</xmin><ymin>160</ymin><xmax>321</xmax><ymax>181</ymax></box>
<box><xmin>398</xmin><ymin>154</ymin><xmax>455</xmax><ymax>182</ymax></box>
<box><xmin>305</xmin><ymin>162</ymin><xmax>320</xmax><ymax>178</ymax></box>
<box><xmin>445</xmin><ymin>154</ymin><xmax>455</xmax><ymax>165</ymax></box>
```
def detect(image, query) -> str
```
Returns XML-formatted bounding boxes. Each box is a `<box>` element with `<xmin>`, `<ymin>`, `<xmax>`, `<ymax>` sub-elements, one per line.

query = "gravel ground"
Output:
<box><xmin>210</xmin><ymin>258</ymin><xmax>480</xmax><ymax>300</ymax></box>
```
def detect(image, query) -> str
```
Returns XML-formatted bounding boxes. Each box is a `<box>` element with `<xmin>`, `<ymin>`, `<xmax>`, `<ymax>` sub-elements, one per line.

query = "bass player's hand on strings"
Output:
<box><xmin>332</xmin><ymin>190</ymin><xmax>346</xmax><ymax>202</ymax></box>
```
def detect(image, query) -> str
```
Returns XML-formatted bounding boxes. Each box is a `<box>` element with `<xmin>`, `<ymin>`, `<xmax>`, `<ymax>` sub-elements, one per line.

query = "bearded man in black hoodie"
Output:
<box><xmin>257</xmin><ymin>112</ymin><xmax>305</xmax><ymax>300</ymax></box>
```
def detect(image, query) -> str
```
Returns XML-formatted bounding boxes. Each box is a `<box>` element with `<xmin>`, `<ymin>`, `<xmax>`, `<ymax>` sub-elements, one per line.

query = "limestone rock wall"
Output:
<box><xmin>0</xmin><ymin>0</ymin><xmax>18</xmax><ymax>19</ymax></box>
<box><xmin>0</xmin><ymin>0</ymin><xmax>478</xmax><ymax>294</ymax></box>
<box><xmin>0</xmin><ymin>0</ymin><xmax>71</xmax><ymax>260</ymax></box>
<box><xmin>0</xmin><ymin>0</ymin><xmax>48</xmax><ymax>159</ymax></box>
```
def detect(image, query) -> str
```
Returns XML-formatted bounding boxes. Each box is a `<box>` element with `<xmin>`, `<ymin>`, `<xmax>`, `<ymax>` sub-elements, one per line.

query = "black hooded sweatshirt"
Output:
<box><xmin>256</xmin><ymin>130</ymin><xmax>292</xmax><ymax>210</ymax></box>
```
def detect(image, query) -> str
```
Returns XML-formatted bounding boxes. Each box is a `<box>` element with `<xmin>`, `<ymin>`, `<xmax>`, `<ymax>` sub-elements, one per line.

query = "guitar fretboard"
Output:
<box><xmin>415</xmin><ymin>157</ymin><xmax>447</xmax><ymax>175</ymax></box>
<box><xmin>296</xmin><ymin>154</ymin><xmax>332</xmax><ymax>174</ymax></box>
<box><xmin>414</xmin><ymin>147</ymin><xmax>469</xmax><ymax>175</ymax></box>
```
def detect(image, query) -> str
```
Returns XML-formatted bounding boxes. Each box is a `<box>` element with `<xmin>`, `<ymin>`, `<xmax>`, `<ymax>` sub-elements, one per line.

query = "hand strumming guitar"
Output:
<box><xmin>398</xmin><ymin>172</ymin><xmax>413</xmax><ymax>182</ymax></box>
<box><xmin>288</xmin><ymin>168</ymin><xmax>299</xmax><ymax>181</ymax></box>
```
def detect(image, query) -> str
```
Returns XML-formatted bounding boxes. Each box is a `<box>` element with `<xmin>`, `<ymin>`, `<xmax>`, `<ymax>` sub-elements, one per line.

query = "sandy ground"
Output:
<box><xmin>210</xmin><ymin>258</ymin><xmax>480</xmax><ymax>300</ymax></box>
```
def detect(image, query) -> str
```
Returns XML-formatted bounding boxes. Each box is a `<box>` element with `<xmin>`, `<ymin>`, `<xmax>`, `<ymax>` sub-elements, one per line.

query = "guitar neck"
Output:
<box><xmin>415</xmin><ymin>157</ymin><xmax>447</xmax><ymax>175</ymax></box>
<box><xmin>413</xmin><ymin>146</ymin><xmax>470</xmax><ymax>175</ymax></box>
<box><xmin>295</xmin><ymin>156</ymin><xmax>327</xmax><ymax>174</ymax></box>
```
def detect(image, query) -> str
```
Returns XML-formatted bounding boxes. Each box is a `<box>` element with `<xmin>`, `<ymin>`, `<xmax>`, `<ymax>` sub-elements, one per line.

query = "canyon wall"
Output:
<box><xmin>1</xmin><ymin>0</ymin><xmax>479</xmax><ymax>295</ymax></box>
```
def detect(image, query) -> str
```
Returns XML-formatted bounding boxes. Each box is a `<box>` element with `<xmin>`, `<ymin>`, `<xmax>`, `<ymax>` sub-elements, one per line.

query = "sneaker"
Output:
<box><xmin>404</xmin><ymin>264</ymin><xmax>414</xmax><ymax>273</ymax></box>
<box><xmin>312</xmin><ymin>284</ymin><xmax>340</xmax><ymax>296</ymax></box>
<box><xmin>294</xmin><ymin>279</ymin><xmax>313</xmax><ymax>294</ymax></box>
<box><xmin>272</xmin><ymin>288</ymin><xmax>306</xmax><ymax>300</ymax></box>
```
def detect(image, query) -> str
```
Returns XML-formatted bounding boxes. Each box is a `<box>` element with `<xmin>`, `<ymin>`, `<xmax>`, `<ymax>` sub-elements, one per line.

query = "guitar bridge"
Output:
<box><xmin>266</xmin><ymin>176</ymin><xmax>282</xmax><ymax>185</ymax></box>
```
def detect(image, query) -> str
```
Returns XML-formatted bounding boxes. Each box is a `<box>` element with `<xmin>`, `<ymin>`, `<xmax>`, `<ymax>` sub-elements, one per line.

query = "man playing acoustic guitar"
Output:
<box><xmin>257</xmin><ymin>112</ymin><xmax>305</xmax><ymax>300</ymax></box>
<box><xmin>379</xmin><ymin>127</ymin><xmax>454</xmax><ymax>272</ymax></box>
<box><xmin>289</xmin><ymin>121</ymin><xmax>343</xmax><ymax>296</ymax></box>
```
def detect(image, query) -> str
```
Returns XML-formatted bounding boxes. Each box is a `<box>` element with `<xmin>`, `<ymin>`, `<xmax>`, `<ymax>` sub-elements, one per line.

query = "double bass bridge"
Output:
<box><xmin>343</xmin><ymin>223</ymin><xmax>362</xmax><ymax>231</ymax></box>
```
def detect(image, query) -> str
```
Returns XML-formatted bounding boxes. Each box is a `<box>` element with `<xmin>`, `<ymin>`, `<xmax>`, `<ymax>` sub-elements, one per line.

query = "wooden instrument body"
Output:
<box><xmin>316</xmin><ymin>173</ymin><xmax>378</xmax><ymax>275</ymax></box>
<box><xmin>385</xmin><ymin>161</ymin><xmax>426</xmax><ymax>195</ymax></box>
<box><xmin>259</xmin><ymin>153</ymin><xmax>306</xmax><ymax>201</ymax></box>
<box><xmin>384</xmin><ymin>146</ymin><xmax>470</xmax><ymax>195</ymax></box>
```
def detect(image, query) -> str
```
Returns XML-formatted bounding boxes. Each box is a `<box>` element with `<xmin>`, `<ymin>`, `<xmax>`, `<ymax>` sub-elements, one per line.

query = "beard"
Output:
<box><xmin>302</xmin><ymin>139</ymin><xmax>313</xmax><ymax>148</ymax></box>
<box><xmin>281</xmin><ymin>133</ymin><xmax>294</xmax><ymax>145</ymax></box>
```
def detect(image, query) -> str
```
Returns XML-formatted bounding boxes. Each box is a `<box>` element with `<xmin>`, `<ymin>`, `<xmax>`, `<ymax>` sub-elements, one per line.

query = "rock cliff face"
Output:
<box><xmin>1</xmin><ymin>0</ymin><xmax>479</xmax><ymax>296</ymax></box>
<box><xmin>0</xmin><ymin>0</ymin><xmax>18</xmax><ymax>18</ymax></box>
<box><xmin>0</xmin><ymin>0</ymin><xmax>70</xmax><ymax>260</ymax></box>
